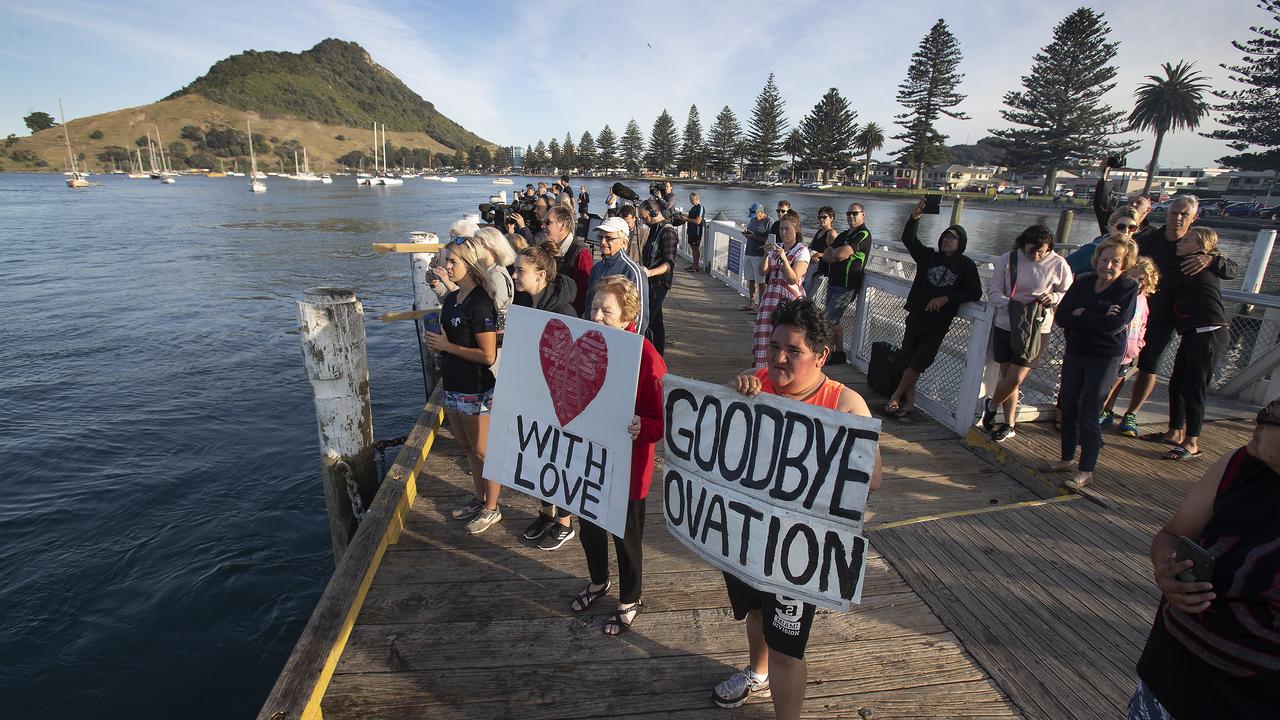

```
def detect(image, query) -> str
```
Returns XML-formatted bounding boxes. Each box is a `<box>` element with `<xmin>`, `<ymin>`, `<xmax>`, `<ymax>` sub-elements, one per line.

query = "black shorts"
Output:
<box><xmin>723</xmin><ymin>572</ymin><xmax>817</xmax><ymax>660</ymax></box>
<box><xmin>1136</xmin><ymin>321</ymin><xmax>1175</xmax><ymax>373</ymax></box>
<box><xmin>688</xmin><ymin>231</ymin><xmax>703</xmax><ymax>248</ymax></box>
<box><xmin>992</xmin><ymin>326</ymin><xmax>1044</xmax><ymax>368</ymax></box>
<box><xmin>901</xmin><ymin>316</ymin><xmax>948</xmax><ymax>372</ymax></box>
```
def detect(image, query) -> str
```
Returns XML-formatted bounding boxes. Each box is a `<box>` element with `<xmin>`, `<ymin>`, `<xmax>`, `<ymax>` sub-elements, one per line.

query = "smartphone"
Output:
<box><xmin>1174</xmin><ymin>536</ymin><xmax>1214</xmax><ymax>583</ymax></box>
<box><xmin>923</xmin><ymin>195</ymin><xmax>941</xmax><ymax>215</ymax></box>
<box><xmin>422</xmin><ymin>309</ymin><xmax>442</xmax><ymax>336</ymax></box>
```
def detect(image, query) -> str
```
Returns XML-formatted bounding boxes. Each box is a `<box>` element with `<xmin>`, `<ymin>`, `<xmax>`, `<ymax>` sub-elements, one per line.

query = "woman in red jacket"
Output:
<box><xmin>569</xmin><ymin>275</ymin><xmax>666</xmax><ymax>635</ymax></box>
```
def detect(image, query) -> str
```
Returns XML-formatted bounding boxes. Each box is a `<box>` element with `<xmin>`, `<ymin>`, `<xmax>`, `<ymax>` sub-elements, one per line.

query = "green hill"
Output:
<box><xmin>165</xmin><ymin>38</ymin><xmax>489</xmax><ymax>151</ymax></box>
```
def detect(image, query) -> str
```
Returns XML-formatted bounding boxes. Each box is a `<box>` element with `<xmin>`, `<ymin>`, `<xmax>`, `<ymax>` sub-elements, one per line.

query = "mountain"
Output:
<box><xmin>3</xmin><ymin>39</ymin><xmax>492</xmax><ymax>172</ymax></box>
<box><xmin>946</xmin><ymin>137</ymin><xmax>1006</xmax><ymax>167</ymax></box>
<box><xmin>167</xmin><ymin>39</ymin><xmax>488</xmax><ymax>151</ymax></box>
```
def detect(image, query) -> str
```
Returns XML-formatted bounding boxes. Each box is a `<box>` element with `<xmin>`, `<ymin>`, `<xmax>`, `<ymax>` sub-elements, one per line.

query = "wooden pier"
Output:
<box><xmin>260</xmin><ymin>270</ymin><xmax>1255</xmax><ymax>719</ymax></box>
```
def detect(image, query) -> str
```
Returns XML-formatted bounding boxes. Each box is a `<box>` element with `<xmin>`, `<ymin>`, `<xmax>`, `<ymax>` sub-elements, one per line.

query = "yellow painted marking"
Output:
<box><xmin>870</xmin><ymin>495</ymin><xmax>1082</xmax><ymax>531</ymax></box>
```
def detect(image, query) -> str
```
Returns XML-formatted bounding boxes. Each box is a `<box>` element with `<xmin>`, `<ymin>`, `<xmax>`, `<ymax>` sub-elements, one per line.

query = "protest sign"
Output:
<box><xmin>484</xmin><ymin>304</ymin><xmax>642</xmax><ymax>537</ymax></box>
<box><xmin>661</xmin><ymin>374</ymin><xmax>880</xmax><ymax>610</ymax></box>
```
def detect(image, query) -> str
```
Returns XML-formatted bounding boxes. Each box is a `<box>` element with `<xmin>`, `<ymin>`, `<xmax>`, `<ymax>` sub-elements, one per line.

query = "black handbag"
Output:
<box><xmin>868</xmin><ymin>341</ymin><xmax>904</xmax><ymax>397</ymax></box>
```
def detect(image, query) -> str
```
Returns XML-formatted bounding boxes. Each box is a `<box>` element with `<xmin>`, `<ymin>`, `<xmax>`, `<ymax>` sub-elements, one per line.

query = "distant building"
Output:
<box><xmin>1195</xmin><ymin>169</ymin><xmax>1276</xmax><ymax>197</ymax></box>
<box><xmin>923</xmin><ymin>164</ymin><xmax>1003</xmax><ymax>190</ymax></box>
<box><xmin>501</xmin><ymin>146</ymin><xmax>524</xmax><ymax>169</ymax></box>
<box><xmin>1152</xmin><ymin>166</ymin><xmax>1229</xmax><ymax>192</ymax></box>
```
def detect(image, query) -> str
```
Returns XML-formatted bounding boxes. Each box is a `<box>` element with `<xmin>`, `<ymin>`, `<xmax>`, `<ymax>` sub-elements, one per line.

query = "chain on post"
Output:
<box><xmin>335</xmin><ymin>459</ymin><xmax>365</xmax><ymax>524</ymax></box>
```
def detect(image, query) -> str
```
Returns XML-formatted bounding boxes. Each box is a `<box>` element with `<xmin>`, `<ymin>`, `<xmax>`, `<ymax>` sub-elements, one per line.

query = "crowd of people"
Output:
<box><xmin>410</xmin><ymin>175</ymin><xmax>1274</xmax><ymax>718</ymax></box>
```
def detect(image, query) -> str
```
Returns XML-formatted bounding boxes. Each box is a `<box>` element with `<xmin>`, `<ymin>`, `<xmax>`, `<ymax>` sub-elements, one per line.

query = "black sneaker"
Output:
<box><xmin>521</xmin><ymin>514</ymin><xmax>555</xmax><ymax>542</ymax></box>
<box><xmin>980</xmin><ymin>397</ymin><xmax>998</xmax><ymax>432</ymax></box>
<box><xmin>991</xmin><ymin>423</ymin><xmax>1017</xmax><ymax>443</ymax></box>
<box><xmin>537</xmin><ymin>522</ymin><xmax>575</xmax><ymax>550</ymax></box>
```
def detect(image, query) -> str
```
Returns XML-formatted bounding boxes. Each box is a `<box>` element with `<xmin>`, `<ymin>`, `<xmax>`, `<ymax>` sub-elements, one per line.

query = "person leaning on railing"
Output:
<box><xmin>883</xmin><ymin>200</ymin><xmax>982</xmax><ymax>418</ymax></box>
<box><xmin>1127</xmin><ymin>399</ymin><xmax>1280</xmax><ymax>719</ymax></box>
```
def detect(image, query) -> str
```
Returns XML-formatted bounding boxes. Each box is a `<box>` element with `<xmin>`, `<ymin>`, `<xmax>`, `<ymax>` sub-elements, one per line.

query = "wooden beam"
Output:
<box><xmin>372</xmin><ymin>242</ymin><xmax>445</xmax><ymax>253</ymax></box>
<box><xmin>378</xmin><ymin>309</ymin><xmax>430</xmax><ymax>323</ymax></box>
<box><xmin>256</xmin><ymin>390</ymin><xmax>446</xmax><ymax>720</ymax></box>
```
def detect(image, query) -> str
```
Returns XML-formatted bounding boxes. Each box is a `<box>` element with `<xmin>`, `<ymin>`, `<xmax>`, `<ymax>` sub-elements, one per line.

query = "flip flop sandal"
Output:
<box><xmin>1140</xmin><ymin>432</ymin><xmax>1179</xmax><ymax>445</ymax></box>
<box><xmin>883</xmin><ymin>401</ymin><xmax>902</xmax><ymax>416</ymax></box>
<box><xmin>570</xmin><ymin>581</ymin><xmax>611</xmax><ymax>614</ymax></box>
<box><xmin>603</xmin><ymin>601</ymin><xmax>642</xmax><ymax>635</ymax></box>
<box><xmin>1164</xmin><ymin>446</ymin><xmax>1203</xmax><ymax>461</ymax></box>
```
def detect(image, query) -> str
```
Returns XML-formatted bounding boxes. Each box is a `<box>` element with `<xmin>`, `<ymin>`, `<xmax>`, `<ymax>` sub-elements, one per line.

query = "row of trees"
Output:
<box><xmin>518</xmin><ymin>4</ymin><xmax>1280</xmax><ymax>193</ymax></box>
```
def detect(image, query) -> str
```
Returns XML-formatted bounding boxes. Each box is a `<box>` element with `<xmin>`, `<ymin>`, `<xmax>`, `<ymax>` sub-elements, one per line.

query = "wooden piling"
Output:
<box><xmin>950</xmin><ymin>197</ymin><xmax>965</xmax><ymax>225</ymax></box>
<box><xmin>409</xmin><ymin>233</ymin><xmax>443</xmax><ymax>396</ymax></box>
<box><xmin>298</xmin><ymin>287</ymin><xmax>377</xmax><ymax>563</ymax></box>
<box><xmin>1054</xmin><ymin>209</ymin><xmax>1074</xmax><ymax>246</ymax></box>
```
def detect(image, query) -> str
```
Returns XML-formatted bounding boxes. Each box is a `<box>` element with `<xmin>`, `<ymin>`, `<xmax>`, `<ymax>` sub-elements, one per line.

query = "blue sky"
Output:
<box><xmin>0</xmin><ymin>0</ymin><xmax>1265</xmax><ymax>168</ymax></box>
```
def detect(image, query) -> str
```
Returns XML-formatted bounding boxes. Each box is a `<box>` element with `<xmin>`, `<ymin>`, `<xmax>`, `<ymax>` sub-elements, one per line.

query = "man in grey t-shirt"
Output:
<box><xmin>742</xmin><ymin>202</ymin><xmax>771</xmax><ymax>311</ymax></box>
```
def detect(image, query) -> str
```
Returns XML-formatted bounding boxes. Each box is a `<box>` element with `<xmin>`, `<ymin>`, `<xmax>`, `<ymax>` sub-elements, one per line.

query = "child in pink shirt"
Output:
<box><xmin>1100</xmin><ymin>257</ymin><xmax>1160</xmax><ymax>427</ymax></box>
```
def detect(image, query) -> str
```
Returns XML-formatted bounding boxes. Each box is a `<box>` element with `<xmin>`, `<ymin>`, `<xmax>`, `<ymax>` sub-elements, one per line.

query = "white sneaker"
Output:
<box><xmin>465</xmin><ymin>507</ymin><xmax>502</xmax><ymax>534</ymax></box>
<box><xmin>712</xmin><ymin>667</ymin><xmax>770</xmax><ymax>708</ymax></box>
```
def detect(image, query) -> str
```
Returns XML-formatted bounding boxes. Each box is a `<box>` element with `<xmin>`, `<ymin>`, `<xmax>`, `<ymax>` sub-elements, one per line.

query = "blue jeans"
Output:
<box><xmin>1059</xmin><ymin>354</ymin><xmax>1122</xmax><ymax>471</ymax></box>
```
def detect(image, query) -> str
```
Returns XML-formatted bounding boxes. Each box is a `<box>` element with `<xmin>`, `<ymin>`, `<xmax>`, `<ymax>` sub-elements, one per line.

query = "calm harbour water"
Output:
<box><xmin>0</xmin><ymin>173</ymin><xmax>1268</xmax><ymax>718</ymax></box>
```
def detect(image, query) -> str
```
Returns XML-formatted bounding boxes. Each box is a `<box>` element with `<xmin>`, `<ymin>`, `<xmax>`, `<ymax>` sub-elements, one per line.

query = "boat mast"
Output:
<box><xmin>247</xmin><ymin>120</ymin><xmax>259</xmax><ymax>177</ymax></box>
<box><xmin>381</xmin><ymin>123</ymin><xmax>388</xmax><ymax>174</ymax></box>
<box><xmin>146</xmin><ymin>131</ymin><xmax>157</xmax><ymax>173</ymax></box>
<box><xmin>58</xmin><ymin>100</ymin><xmax>77</xmax><ymax>174</ymax></box>
<box><xmin>372</xmin><ymin>122</ymin><xmax>378</xmax><ymax>176</ymax></box>
<box><xmin>155</xmin><ymin>124</ymin><xmax>168</xmax><ymax>173</ymax></box>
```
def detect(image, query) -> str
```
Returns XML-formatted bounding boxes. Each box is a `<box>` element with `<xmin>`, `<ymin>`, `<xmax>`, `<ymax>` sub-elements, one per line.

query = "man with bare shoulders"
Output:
<box><xmin>712</xmin><ymin>298</ymin><xmax>883</xmax><ymax>720</ymax></box>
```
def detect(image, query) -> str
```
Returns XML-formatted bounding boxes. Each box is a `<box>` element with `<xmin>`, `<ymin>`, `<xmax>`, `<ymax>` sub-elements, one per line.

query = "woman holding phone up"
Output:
<box><xmin>752</xmin><ymin>212</ymin><xmax>810</xmax><ymax>367</ymax></box>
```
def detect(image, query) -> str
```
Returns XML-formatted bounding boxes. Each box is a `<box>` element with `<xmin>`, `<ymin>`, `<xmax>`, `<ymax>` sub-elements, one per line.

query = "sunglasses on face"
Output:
<box><xmin>846</xmin><ymin>211</ymin><xmax>862</xmax><ymax>216</ymax></box>
<box><xmin>450</xmin><ymin>235</ymin><xmax>468</xmax><ymax>245</ymax></box>
<box><xmin>1115</xmin><ymin>223</ymin><xmax>1139</xmax><ymax>232</ymax></box>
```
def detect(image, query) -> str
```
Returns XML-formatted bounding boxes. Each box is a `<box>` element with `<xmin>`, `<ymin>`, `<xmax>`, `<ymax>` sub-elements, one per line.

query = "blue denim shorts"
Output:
<box><xmin>444</xmin><ymin>389</ymin><xmax>494</xmax><ymax>416</ymax></box>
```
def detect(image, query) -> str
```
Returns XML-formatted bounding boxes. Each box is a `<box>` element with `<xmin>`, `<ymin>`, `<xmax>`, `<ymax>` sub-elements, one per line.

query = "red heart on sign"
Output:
<box><xmin>539</xmin><ymin>319</ymin><xmax>610</xmax><ymax>426</ymax></box>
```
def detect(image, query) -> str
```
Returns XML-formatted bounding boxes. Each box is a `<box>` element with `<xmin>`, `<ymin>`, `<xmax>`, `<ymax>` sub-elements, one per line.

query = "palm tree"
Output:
<box><xmin>854</xmin><ymin>122</ymin><xmax>885</xmax><ymax>185</ymax></box>
<box><xmin>1129</xmin><ymin>61</ymin><xmax>1210</xmax><ymax>194</ymax></box>
<box><xmin>783</xmin><ymin>129</ymin><xmax>804</xmax><ymax>182</ymax></box>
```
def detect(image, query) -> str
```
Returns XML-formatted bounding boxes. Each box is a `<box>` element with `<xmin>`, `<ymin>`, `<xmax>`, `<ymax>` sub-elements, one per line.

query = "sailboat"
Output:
<box><xmin>155</xmin><ymin>124</ymin><xmax>176</xmax><ymax>183</ymax></box>
<box><xmin>377</xmin><ymin>124</ymin><xmax>403</xmax><ymax>186</ymax></box>
<box><xmin>295</xmin><ymin>147</ymin><xmax>321</xmax><ymax>181</ymax></box>
<box><xmin>127</xmin><ymin>148</ymin><xmax>148</xmax><ymax>179</ymax></box>
<box><xmin>228</xmin><ymin>158</ymin><xmax>246</xmax><ymax>177</ymax></box>
<box><xmin>247</xmin><ymin>120</ymin><xmax>266</xmax><ymax>193</ymax></box>
<box><xmin>60</xmin><ymin>101</ymin><xmax>90</xmax><ymax>188</ymax></box>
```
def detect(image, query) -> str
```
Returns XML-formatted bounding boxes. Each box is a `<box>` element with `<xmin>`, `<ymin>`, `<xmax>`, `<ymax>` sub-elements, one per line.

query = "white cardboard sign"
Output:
<box><xmin>484</xmin><ymin>304</ymin><xmax>642</xmax><ymax>537</ymax></box>
<box><xmin>660</xmin><ymin>374</ymin><xmax>880</xmax><ymax>610</ymax></box>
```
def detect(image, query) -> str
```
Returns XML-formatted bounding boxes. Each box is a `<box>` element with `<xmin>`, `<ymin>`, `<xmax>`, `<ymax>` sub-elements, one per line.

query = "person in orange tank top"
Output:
<box><xmin>710</xmin><ymin>299</ymin><xmax>883</xmax><ymax>720</ymax></box>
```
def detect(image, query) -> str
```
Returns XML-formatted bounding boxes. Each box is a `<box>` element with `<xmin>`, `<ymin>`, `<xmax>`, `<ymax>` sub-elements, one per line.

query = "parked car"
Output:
<box><xmin>1224</xmin><ymin>201</ymin><xmax>1263</xmax><ymax>217</ymax></box>
<box><xmin>799</xmin><ymin>182</ymin><xmax>821</xmax><ymax>189</ymax></box>
<box><xmin>1257</xmin><ymin>204</ymin><xmax>1280</xmax><ymax>221</ymax></box>
<box><xmin>868</xmin><ymin>180</ymin><xmax>884</xmax><ymax>188</ymax></box>
<box><xmin>1055</xmin><ymin>188</ymin><xmax>1075</xmax><ymax>198</ymax></box>
<box><xmin>1030</xmin><ymin>186</ymin><xmax>1047</xmax><ymax>196</ymax></box>
<box><xmin>1197</xmin><ymin>199</ymin><xmax>1229</xmax><ymax>216</ymax></box>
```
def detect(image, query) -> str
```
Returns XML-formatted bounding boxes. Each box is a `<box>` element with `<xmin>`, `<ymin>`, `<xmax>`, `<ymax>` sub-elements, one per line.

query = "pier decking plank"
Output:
<box><xmin>318</xmin><ymin>272</ymin><xmax>1024</xmax><ymax>719</ymax></box>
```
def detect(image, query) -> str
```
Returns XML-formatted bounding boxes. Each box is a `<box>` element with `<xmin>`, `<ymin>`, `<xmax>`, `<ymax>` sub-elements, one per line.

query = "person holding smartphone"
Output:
<box><xmin>1129</xmin><ymin>399</ymin><xmax>1280</xmax><ymax>719</ymax></box>
<box><xmin>751</xmin><ymin>212</ymin><xmax>810</xmax><ymax>367</ymax></box>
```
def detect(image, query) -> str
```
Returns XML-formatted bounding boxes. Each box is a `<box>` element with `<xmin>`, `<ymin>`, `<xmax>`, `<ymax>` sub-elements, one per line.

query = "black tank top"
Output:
<box><xmin>1137</xmin><ymin>447</ymin><xmax>1280</xmax><ymax>718</ymax></box>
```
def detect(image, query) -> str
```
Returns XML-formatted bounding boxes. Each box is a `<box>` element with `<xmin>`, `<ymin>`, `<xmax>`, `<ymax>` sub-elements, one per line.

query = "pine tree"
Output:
<box><xmin>562</xmin><ymin>133</ymin><xmax>576</xmax><ymax>172</ymax></box>
<box><xmin>531</xmin><ymin>141</ymin><xmax>547</xmax><ymax>173</ymax></box>
<box><xmin>548</xmin><ymin>138</ymin><xmax>561</xmax><ymax>171</ymax></box>
<box><xmin>621</xmin><ymin>119</ymin><xmax>645</xmax><ymax>173</ymax></box>
<box><xmin>1205</xmin><ymin>0</ymin><xmax>1280</xmax><ymax>177</ymax></box>
<box><xmin>524</xmin><ymin>144</ymin><xmax>534</xmax><ymax>172</ymax></box>
<box><xmin>746</xmin><ymin>73</ymin><xmax>789</xmax><ymax>177</ymax></box>
<box><xmin>989</xmin><ymin>8</ymin><xmax>1136</xmax><ymax>189</ymax></box>
<box><xmin>453</xmin><ymin>146</ymin><xmax>466</xmax><ymax>169</ymax></box>
<box><xmin>800</xmin><ymin>87</ymin><xmax>858</xmax><ymax>182</ymax></box>
<box><xmin>680</xmin><ymin>105</ymin><xmax>705</xmax><ymax>177</ymax></box>
<box><xmin>647</xmin><ymin>110</ymin><xmax>680</xmax><ymax>173</ymax></box>
<box><xmin>707</xmin><ymin>106</ymin><xmax>743</xmax><ymax>178</ymax></box>
<box><xmin>597</xmin><ymin>125</ymin><xmax>618</xmax><ymax>171</ymax></box>
<box><xmin>893</xmin><ymin>20</ymin><xmax>969</xmax><ymax>186</ymax></box>
<box><xmin>578</xmin><ymin>130</ymin><xmax>597</xmax><ymax>172</ymax></box>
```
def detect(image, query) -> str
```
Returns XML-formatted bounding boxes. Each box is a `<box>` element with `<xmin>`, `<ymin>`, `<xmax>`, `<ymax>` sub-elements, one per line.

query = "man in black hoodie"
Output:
<box><xmin>884</xmin><ymin>200</ymin><xmax>982</xmax><ymax>416</ymax></box>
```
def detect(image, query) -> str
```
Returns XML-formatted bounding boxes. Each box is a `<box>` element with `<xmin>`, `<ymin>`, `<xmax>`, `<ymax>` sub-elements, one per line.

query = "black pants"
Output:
<box><xmin>1169</xmin><ymin>328</ymin><xmax>1229</xmax><ymax>437</ymax></box>
<box><xmin>578</xmin><ymin>498</ymin><xmax>646</xmax><ymax>604</ymax></box>
<box><xmin>646</xmin><ymin>282</ymin><xmax>670</xmax><ymax>355</ymax></box>
<box><xmin>1059</xmin><ymin>354</ymin><xmax>1122</xmax><ymax>472</ymax></box>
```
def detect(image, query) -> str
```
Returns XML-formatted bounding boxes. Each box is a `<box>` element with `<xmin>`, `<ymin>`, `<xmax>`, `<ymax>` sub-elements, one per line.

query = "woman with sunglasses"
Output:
<box><xmin>1129</xmin><ymin>399</ymin><xmax>1280</xmax><ymax>719</ymax></box>
<box><xmin>804</xmin><ymin>206</ymin><xmax>837</xmax><ymax>297</ymax></box>
<box><xmin>424</xmin><ymin>237</ymin><xmax>504</xmax><ymax>535</ymax></box>
<box><xmin>1067</xmin><ymin>207</ymin><xmax>1143</xmax><ymax>276</ymax></box>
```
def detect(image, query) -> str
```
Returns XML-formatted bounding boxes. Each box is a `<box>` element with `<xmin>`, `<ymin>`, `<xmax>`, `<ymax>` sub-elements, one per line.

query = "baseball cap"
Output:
<box><xmin>749</xmin><ymin>203</ymin><xmax>765</xmax><ymax>215</ymax></box>
<box><xmin>595</xmin><ymin>216</ymin><xmax>631</xmax><ymax>238</ymax></box>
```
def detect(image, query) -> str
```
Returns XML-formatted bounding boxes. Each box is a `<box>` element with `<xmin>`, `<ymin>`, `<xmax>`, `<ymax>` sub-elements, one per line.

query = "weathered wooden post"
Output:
<box><xmin>298</xmin><ymin>287</ymin><xmax>378</xmax><ymax>564</ymax></box>
<box><xmin>950</xmin><ymin>197</ymin><xmax>965</xmax><ymax>225</ymax></box>
<box><xmin>1055</xmin><ymin>209</ymin><xmax>1074</xmax><ymax>247</ymax></box>
<box><xmin>409</xmin><ymin>232</ymin><xmax>443</xmax><ymax>396</ymax></box>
